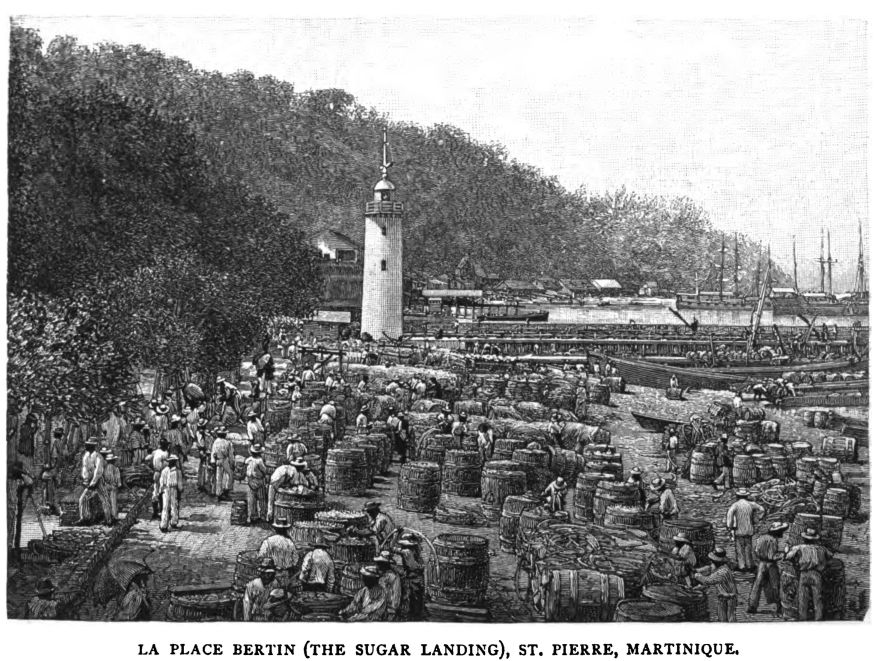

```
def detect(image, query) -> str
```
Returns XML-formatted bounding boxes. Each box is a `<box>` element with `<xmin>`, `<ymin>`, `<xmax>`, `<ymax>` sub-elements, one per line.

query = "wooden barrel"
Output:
<box><xmin>492</xmin><ymin>438</ymin><xmax>527</xmax><ymax>461</ymax></box>
<box><xmin>771</xmin><ymin>456</ymin><xmax>794</xmax><ymax>479</ymax></box>
<box><xmin>480</xmin><ymin>461</ymin><xmax>528</xmax><ymax>520</ymax></box>
<box><xmin>441</xmin><ymin>450</ymin><xmax>482</xmax><ymax>497</ymax></box>
<box><xmin>542</xmin><ymin>569</ymin><xmax>625</xmax><ymax>622</ymax></box>
<box><xmin>823</xmin><ymin>488</ymin><xmax>849</xmax><ymax>518</ymax></box>
<box><xmin>330</xmin><ymin>537</ymin><xmax>375</xmax><ymax>565</ymax></box>
<box><xmin>230</xmin><ymin>499</ymin><xmax>249</xmax><ymax>526</ymax></box>
<box><xmin>592</xmin><ymin>480</ymin><xmax>639</xmax><ymax>524</ymax></box>
<box><xmin>418</xmin><ymin>434</ymin><xmax>460</xmax><ymax>465</ymax></box>
<box><xmin>367</xmin><ymin>433</ymin><xmax>392</xmax><ymax>473</ymax></box>
<box><xmin>603</xmin><ymin>376</ymin><xmax>625</xmax><ymax>394</ymax></box>
<box><xmin>498</xmin><ymin>494</ymin><xmax>543</xmax><ymax>553</ymax></box>
<box><xmin>289</xmin><ymin>521</ymin><xmax>339</xmax><ymax>546</ymax></box>
<box><xmin>642</xmin><ymin>583</ymin><xmax>710</xmax><ymax>622</ymax></box>
<box><xmin>314</xmin><ymin>509</ymin><xmax>370</xmax><ymax>531</ymax></box>
<box><xmin>766</xmin><ymin>443</ymin><xmax>787</xmax><ymax>456</ymax></box>
<box><xmin>398</xmin><ymin>461</ymin><xmax>442</xmax><ymax>513</ymax></box>
<box><xmin>801</xmin><ymin>410</ymin><xmax>816</xmax><ymax>427</ymax></box>
<box><xmin>734</xmin><ymin>420</ymin><xmax>760</xmax><ymax>443</ymax></box>
<box><xmin>267</xmin><ymin>401</ymin><xmax>292</xmax><ymax>433</ymax></box>
<box><xmin>817</xmin><ymin>457</ymin><xmax>840</xmax><ymax>477</ymax></box>
<box><xmin>511</xmin><ymin>448</ymin><xmax>552</xmax><ymax>494</ymax></box>
<box><xmin>582</xmin><ymin>443</ymin><xmax>613</xmax><ymax>455</ymax></box>
<box><xmin>788</xmin><ymin>513</ymin><xmax>843</xmax><ymax>552</ymax></box>
<box><xmin>820</xmin><ymin>436</ymin><xmax>858</xmax><ymax>464</ymax></box>
<box><xmin>290</xmin><ymin>407</ymin><xmax>314</xmax><ymax>435</ymax></box>
<box><xmin>427</xmin><ymin>534</ymin><xmax>490</xmax><ymax>606</ymax></box>
<box><xmin>781</xmin><ymin>559</ymin><xmax>846</xmax><ymax>621</ymax></box>
<box><xmin>732</xmin><ymin>455</ymin><xmax>757</xmax><ymax>487</ymax></box>
<box><xmin>232</xmin><ymin>550</ymin><xmax>261</xmax><ymax>593</ymax></box>
<box><xmin>795</xmin><ymin>456</ymin><xmax>820</xmax><ymax>482</ymax></box>
<box><xmin>752</xmin><ymin>454</ymin><xmax>775</xmax><ymax>482</ymax></box>
<box><xmin>342</xmin><ymin>442</ymin><xmax>378</xmax><ymax>484</ymax></box>
<box><xmin>548</xmin><ymin>448</ymin><xmax>585</xmax><ymax>482</ymax></box>
<box><xmin>614</xmin><ymin>599</ymin><xmax>684</xmax><ymax>622</ymax></box>
<box><xmin>689</xmin><ymin>451</ymin><xmax>717</xmax><ymax>484</ymax></box>
<box><xmin>325</xmin><ymin>448</ymin><xmax>367</xmax><ymax>496</ymax></box>
<box><xmin>339</xmin><ymin>564</ymin><xmax>363</xmax><ymax>597</ymax></box>
<box><xmin>658</xmin><ymin>519</ymin><xmax>715</xmax><ymax>566</ymax></box>
<box><xmin>585</xmin><ymin>451</ymin><xmax>623</xmax><ymax>464</ymax></box>
<box><xmin>274</xmin><ymin>500</ymin><xmax>323</xmax><ymax>523</ymax></box>
<box><xmin>585</xmin><ymin>460</ymin><xmax>624</xmax><ymax>482</ymax></box>
<box><xmin>518</xmin><ymin>506</ymin><xmax>554</xmax><ymax>542</ymax></box>
<box><xmin>604</xmin><ymin>505</ymin><xmax>659</xmax><ymax>540</ymax></box>
<box><xmin>574</xmin><ymin>472</ymin><xmax>611</xmax><ymax>522</ymax></box>
<box><xmin>813</xmin><ymin>410</ymin><xmax>831</xmax><ymax>429</ymax></box>
<box><xmin>790</xmin><ymin>441</ymin><xmax>814</xmax><ymax>458</ymax></box>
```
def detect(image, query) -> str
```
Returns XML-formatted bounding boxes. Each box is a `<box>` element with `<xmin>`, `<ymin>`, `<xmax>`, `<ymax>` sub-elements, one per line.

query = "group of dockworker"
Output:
<box><xmin>240</xmin><ymin>500</ymin><xmax>425</xmax><ymax>622</ymax></box>
<box><xmin>667</xmin><ymin>487</ymin><xmax>833</xmax><ymax>622</ymax></box>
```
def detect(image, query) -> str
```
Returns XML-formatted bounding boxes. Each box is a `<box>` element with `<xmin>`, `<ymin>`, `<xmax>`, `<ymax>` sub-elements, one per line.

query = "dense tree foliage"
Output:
<box><xmin>9</xmin><ymin>26</ymin><xmax>789</xmax><ymax>292</ymax></box>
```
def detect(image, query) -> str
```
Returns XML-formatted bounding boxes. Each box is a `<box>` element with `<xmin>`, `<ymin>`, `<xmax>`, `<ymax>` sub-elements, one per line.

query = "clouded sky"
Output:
<box><xmin>15</xmin><ymin>15</ymin><xmax>869</xmax><ymax>291</ymax></box>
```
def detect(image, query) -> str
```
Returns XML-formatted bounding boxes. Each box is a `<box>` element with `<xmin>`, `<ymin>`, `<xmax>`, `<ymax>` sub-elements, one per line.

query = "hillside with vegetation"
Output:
<box><xmin>7</xmin><ymin>25</ymin><xmax>790</xmax><ymax>418</ymax></box>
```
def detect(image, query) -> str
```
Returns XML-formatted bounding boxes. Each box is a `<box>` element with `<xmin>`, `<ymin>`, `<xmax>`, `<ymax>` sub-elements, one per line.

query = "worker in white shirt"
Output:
<box><xmin>145</xmin><ymin>438</ymin><xmax>170</xmax><ymax>521</ymax></box>
<box><xmin>246</xmin><ymin>411</ymin><xmax>265</xmax><ymax>445</ymax></box>
<box><xmin>159</xmin><ymin>455</ymin><xmax>183</xmax><ymax>532</ymax></box>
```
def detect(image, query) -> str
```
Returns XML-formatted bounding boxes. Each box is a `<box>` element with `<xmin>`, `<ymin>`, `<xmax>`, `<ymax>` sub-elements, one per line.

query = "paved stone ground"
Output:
<box><xmin>8</xmin><ymin>383</ymin><xmax>870</xmax><ymax>623</ymax></box>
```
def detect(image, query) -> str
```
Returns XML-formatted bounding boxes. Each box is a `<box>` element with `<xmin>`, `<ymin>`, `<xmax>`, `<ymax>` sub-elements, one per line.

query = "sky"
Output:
<box><xmin>14</xmin><ymin>15</ymin><xmax>870</xmax><ymax>292</ymax></box>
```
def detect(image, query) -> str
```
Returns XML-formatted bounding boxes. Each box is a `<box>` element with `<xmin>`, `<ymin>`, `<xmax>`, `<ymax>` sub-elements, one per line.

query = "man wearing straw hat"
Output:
<box><xmin>694</xmin><ymin>547</ymin><xmax>738</xmax><ymax>622</ymax></box>
<box><xmin>285</xmin><ymin>435</ymin><xmax>309</xmax><ymax>463</ymax></box>
<box><xmin>364</xmin><ymin>501</ymin><xmax>396</xmax><ymax>550</ymax></box>
<box><xmin>355</xmin><ymin>405</ymin><xmax>370</xmax><ymax>433</ymax></box>
<box><xmin>672</xmin><ymin>533</ymin><xmax>697</xmax><ymax>588</ymax></box>
<box><xmin>129</xmin><ymin>419</ymin><xmax>149</xmax><ymax>466</ymax></box>
<box><xmin>747</xmin><ymin>522</ymin><xmax>789</xmax><ymax>616</ymax></box>
<box><xmin>145</xmin><ymin>437</ymin><xmax>170</xmax><ymax>520</ymax></box>
<box><xmin>263</xmin><ymin>588</ymin><xmax>298</xmax><ymax>622</ymax></box>
<box><xmin>340</xmin><ymin>566</ymin><xmax>389</xmax><ymax>622</ymax></box>
<box><xmin>374</xmin><ymin>550</ymin><xmax>403</xmax><ymax>621</ymax></box>
<box><xmin>394</xmin><ymin>534</ymin><xmax>425</xmax><ymax>620</ymax></box>
<box><xmin>245</xmin><ymin>445</ymin><xmax>269</xmax><ymax>524</ymax></box>
<box><xmin>259</xmin><ymin>517</ymin><xmax>299</xmax><ymax>586</ymax></box>
<box><xmin>210</xmin><ymin>426</ymin><xmax>235</xmax><ymax>501</ymax></box>
<box><xmin>159</xmin><ymin>455</ymin><xmax>183</xmax><ymax>532</ymax></box>
<box><xmin>784</xmin><ymin>526</ymin><xmax>832</xmax><ymax>621</ymax></box>
<box><xmin>267</xmin><ymin>457</ymin><xmax>306</xmax><ymax>522</ymax></box>
<box><xmin>76</xmin><ymin>437</ymin><xmax>110</xmax><ymax>526</ymax></box>
<box><xmin>626</xmin><ymin>466</ymin><xmax>647</xmax><ymax>509</ymax></box>
<box><xmin>243</xmin><ymin>558</ymin><xmax>282</xmax><ymax>622</ymax></box>
<box><xmin>726</xmin><ymin>489</ymin><xmax>766</xmax><ymax>572</ymax></box>
<box><xmin>649</xmin><ymin>477</ymin><xmax>679</xmax><ymax>520</ymax></box>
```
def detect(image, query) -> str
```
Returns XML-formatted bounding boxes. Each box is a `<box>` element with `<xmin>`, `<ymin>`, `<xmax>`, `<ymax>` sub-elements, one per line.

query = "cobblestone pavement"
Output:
<box><xmin>10</xmin><ymin>383</ymin><xmax>870</xmax><ymax>622</ymax></box>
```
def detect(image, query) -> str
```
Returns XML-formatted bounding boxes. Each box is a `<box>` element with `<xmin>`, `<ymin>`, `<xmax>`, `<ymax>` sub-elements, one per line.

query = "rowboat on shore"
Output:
<box><xmin>631</xmin><ymin>411</ymin><xmax>684</xmax><ymax>433</ymax></box>
<box><xmin>589</xmin><ymin>352</ymin><xmax>867</xmax><ymax>391</ymax></box>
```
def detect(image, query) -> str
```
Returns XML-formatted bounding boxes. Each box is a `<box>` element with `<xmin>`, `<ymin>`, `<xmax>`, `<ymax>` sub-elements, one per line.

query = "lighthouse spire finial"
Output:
<box><xmin>381</xmin><ymin>127</ymin><xmax>393</xmax><ymax>179</ymax></box>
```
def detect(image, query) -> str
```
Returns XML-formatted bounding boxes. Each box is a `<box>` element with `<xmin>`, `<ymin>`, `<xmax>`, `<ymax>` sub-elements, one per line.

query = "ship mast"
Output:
<box><xmin>818</xmin><ymin>231</ymin><xmax>826</xmax><ymax>293</ymax></box>
<box><xmin>792</xmin><ymin>236</ymin><xmax>799</xmax><ymax>293</ymax></box>
<box><xmin>826</xmin><ymin>228</ymin><xmax>836</xmax><ymax>294</ymax></box>
<box><xmin>749</xmin><ymin>246</ymin><xmax>772</xmax><ymax>353</ymax></box>
<box><xmin>854</xmin><ymin>219</ymin><xmax>867</xmax><ymax>295</ymax></box>
<box><xmin>718</xmin><ymin>236</ymin><xmax>726</xmax><ymax>301</ymax></box>
<box><xmin>733</xmin><ymin>233</ymin><xmax>740</xmax><ymax>297</ymax></box>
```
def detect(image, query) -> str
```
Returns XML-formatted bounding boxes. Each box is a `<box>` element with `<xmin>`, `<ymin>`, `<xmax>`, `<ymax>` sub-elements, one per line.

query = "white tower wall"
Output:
<box><xmin>361</xmin><ymin>213</ymin><xmax>403</xmax><ymax>339</ymax></box>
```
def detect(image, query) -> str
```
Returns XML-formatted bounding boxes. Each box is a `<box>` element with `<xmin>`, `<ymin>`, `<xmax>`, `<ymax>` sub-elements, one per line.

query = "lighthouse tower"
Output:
<box><xmin>360</xmin><ymin>129</ymin><xmax>403</xmax><ymax>340</ymax></box>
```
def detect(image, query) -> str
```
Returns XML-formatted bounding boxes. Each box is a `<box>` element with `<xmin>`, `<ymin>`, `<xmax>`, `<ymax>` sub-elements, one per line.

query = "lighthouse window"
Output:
<box><xmin>381</xmin><ymin>260</ymin><xmax>387</xmax><ymax>271</ymax></box>
<box><xmin>381</xmin><ymin>225</ymin><xmax>387</xmax><ymax>236</ymax></box>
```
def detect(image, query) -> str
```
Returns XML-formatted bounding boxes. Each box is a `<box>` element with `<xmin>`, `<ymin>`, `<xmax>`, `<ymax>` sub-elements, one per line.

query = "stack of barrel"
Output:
<box><xmin>573</xmin><ymin>472</ymin><xmax>613</xmax><ymax>523</ymax></box>
<box><xmin>689</xmin><ymin>443</ymin><xmax>718</xmax><ymax>484</ymax></box>
<box><xmin>309</xmin><ymin>509</ymin><xmax>372</xmax><ymax>597</ymax></box>
<box><xmin>820</xmin><ymin>436</ymin><xmax>859</xmax><ymax>464</ymax></box>
<box><xmin>802</xmin><ymin>408</ymin><xmax>834</xmax><ymax>429</ymax></box>
<box><xmin>498</xmin><ymin>494</ymin><xmax>543</xmax><ymax>553</ymax></box>
<box><xmin>592</xmin><ymin>480</ymin><xmax>640</xmax><ymax>525</ymax></box>
<box><xmin>492</xmin><ymin>438</ymin><xmax>528</xmax><ymax>461</ymax></box>
<box><xmin>418</xmin><ymin>434</ymin><xmax>460</xmax><ymax>464</ymax></box>
<box><xmin>587</xmin><ymin>383</ymin><xmax>611</xmax><ymax>406</ymax></box>
<box><xmin>325</xmin><ymin>448</ymin><xmax>369</xmax><ymax>496</ymax></box>
<box><xmin>584</xmin><ymin>446</ymin><xmax>624</xmax><ymax>482</ymax></box>
<box><xmin>512</xmin><ymin>448</ymin><xmax>551</xmax><ymax>496</ymax></box>
<box><xmin>548</xmin><ymin>447</ymin><xmax>585</xmax><ymax>484</ymax></box>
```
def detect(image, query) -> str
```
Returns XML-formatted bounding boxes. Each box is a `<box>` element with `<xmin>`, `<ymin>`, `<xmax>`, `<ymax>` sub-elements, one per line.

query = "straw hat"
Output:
<box><xmin>735</xmin><ymin>488</ymin><xmax>751</xmax><ymax>498</ymax></box>
<box><xmin>359</xmin><ymin>566</ymin><xmax>381</xmax><ymax>578</ymax></box>
<box><xmin>708</xmin><ymin>547</ymin><xmax>728</xmax><ymax>563</ymax></box>
<box><xmin>168</xmin><ymin>455</ymin><xmax>180</xmax><ymax>464</ymax></box>
<box><xmin>769</xmin><ymin>522</ymin><xmax>789</xmax><ymax>534</ymax></box>
<box><xmin>85</xmin><ymin>437</ymin><xmax>99</xmax><ymax>446</ymax></box>
<box><xmin>264</xmin><ymin>588</ymin><xmax>290</xmax><ymax>610</ymax></box>
<box><xmin>272</xmin><ymin>517</ymin><xmax>291</xmax><ymax>530</ymax></box>
<box><xmin>801</xmin><ymin>527</ymin><xmax>820</xmax><ymax>541</ymax></box>
<box><xmin>672</xmin><ymin>533</ymin><xmax>690</xmax><ymax>544</ymax></box>
<box><xmin>250</xmin><ymin>445</ymin><xmax>264</xmax><ymax>455</ymax></box>
<box><xmin>650</xmin><ymin>477</ymin><xmax>665</xmax><ymax>490</ymax></box>
<box><xmin>363</xmin><ymin>501</ymin><xmax>381</xmax><ymax>512</ymax></box>
<box><xmin>372</xmin><ymin>550</ymin><xmax>394</xmax><ymax>565</ymax></box>
<box><xmin>156</xmin><ymin>404</ymin><xmax>170</xmax><ymax>415</ymax></box>
<box><xmin>258</xmin><ymin>558</ymin><xmax>277</xmax><ymax>572</ymax></box>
